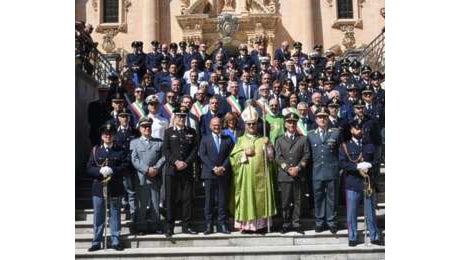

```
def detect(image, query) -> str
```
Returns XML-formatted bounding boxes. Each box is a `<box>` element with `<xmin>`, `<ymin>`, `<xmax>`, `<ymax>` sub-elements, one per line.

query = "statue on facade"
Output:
<box><xmin>222</xmin><ymin>0</ymin><xmax>234</xmax><ymax>11</ymax></box>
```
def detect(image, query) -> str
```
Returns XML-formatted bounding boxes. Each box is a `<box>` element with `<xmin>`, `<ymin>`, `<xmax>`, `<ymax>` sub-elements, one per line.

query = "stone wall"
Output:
<box><xmin>75</xmin><ymin>68</ymin><xmax>98</xmax><ymax>181</ymax></box>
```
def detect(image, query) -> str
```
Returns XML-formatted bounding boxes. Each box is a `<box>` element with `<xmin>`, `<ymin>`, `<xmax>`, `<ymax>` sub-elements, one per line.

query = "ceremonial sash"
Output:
<box><xmin>297</xmin><ymin>121</ymin><xmax>308</xmax><ymax>136</ymax></box>
<box><xmin>130</xmin><ymin>101</ymin><xmax>146</xmax><ymax>119</ymax></box>
<box><xmin>191</xmin><ymin>102</ymin><xmax>205</xmax><ymax>121</ymax></box>
<box><xmin>255</xmin><ymin>99</ymin><xmax>269</xmax><ymax>113</ymax></box>
<box><xmin>227</xmin><ymin>96</ymin><xmax>242</xmax><ymax>115</ymax></box>
<box><xmin>163</xmin><ymin>103</ymin><xmax>174</xmax><ymax>118</ymax></box>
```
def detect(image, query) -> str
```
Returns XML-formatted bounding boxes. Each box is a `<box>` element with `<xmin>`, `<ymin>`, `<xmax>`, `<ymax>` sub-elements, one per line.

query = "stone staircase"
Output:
<box><xmin>75</xmin><ymin>169</ymin><xmax>385</xmax><ymax>259</ymax></box>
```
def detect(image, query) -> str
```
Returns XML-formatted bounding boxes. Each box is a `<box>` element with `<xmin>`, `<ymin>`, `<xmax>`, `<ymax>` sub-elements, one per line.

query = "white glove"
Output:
<box><xmin>362</xmin><ymin>162</ymin><xmax>372</xmax><ymax>169</ymax></box>
<box><xmin>99</xmin><ymin>166</ymin><xmax>113</xmax><ymax>177</ymax></box>
<box><xmin>356</xmin><ymin>162</ymin><xmax>365</xmax><ymax>170</ymax></box>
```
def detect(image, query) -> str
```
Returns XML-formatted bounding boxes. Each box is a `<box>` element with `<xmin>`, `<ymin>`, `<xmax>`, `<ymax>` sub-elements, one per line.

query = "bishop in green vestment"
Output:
<box><xmin>230</xmin><ymin>106</ymin><xmax>277</xmax><ymax>232</ymax></box>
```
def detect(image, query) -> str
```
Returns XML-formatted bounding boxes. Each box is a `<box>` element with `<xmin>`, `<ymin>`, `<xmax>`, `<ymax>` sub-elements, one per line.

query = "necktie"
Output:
<box><xmin>215</xmin><ymin>135</ymin><xmax>220</xmax><ymax>152</ymax></box>
<box><xmin>320</xmin><ymin>130</ymin><xmax>325</xmax><ymax>142</ymax></box>
<box><xmin>291</xmin><ymin>135</ymin><xmax>295</xmax><ymax>141</ymax></box>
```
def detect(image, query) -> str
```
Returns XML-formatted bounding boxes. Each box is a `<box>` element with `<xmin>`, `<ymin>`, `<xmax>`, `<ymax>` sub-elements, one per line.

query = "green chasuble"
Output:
<box><xmin>229</xmin><ymin>134</ymin><xmax>277</xmax><ymax>222</ymax></box>
<box><xmin>265</xmin><ymin>113</ymin><xmax>285</xmax><ymax>145</ymax></box>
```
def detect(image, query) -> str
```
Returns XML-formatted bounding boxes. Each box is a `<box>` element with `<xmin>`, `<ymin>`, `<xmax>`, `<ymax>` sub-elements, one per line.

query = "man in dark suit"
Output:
<box><xmin>238</xmin><ymin>71</ymin><xmax>258</xmax><ymax>101</ymax></box>
<box><xmin>274</xmin><ymin>41</ymin><xmax>291</xmax><ymax>65</ymax></box>
<box><xmin>280</xmin><ymin>60</ymin><xmax>302</xmax><ymax>90</ymax></box>
<box><xmin>162</xmin><ymin>106</ymin><xmax>199</xmax><ymax>237</ymax></box>
<box><xmin>127</xmin><ymin>41</ymin><xmax>147</xmax><ymax>83</ymax></box>
<box><xmin>199</xmin><ymin>117</ymin><xmax>234</xmax><ymax>234</ymax></box>
<box><xmin>307</xmin><ymin>107</ymin><xmax>341</xmax><ymax>234</ymax></box>
<box><xmin>200</xmin><ymin>96</ymin><xmax>224</xmax><ymax>137</ymax></box>
<box><xmin>275</xmin><ymin>113</ymin><xmax>311</xmax><ymax>234</ymax></box>
<box><xmin>146</xmin><ymin>40</ymin><xmax>163</xmax><ymax>74</ymax></box>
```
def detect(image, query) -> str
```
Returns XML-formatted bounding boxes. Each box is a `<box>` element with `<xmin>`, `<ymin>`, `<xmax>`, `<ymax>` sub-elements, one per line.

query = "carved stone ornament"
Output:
<box><xmin>102</xmin><ymin>29</ymin><xmax>119</xmax><ymax>53</ymax></box>
<box><xmin>341</xmin><ymin>25</ymin><xmax>356</xmax><ymax>49</ymax></box>
<box><xmin>217</xmin><ymin>14</ymin><xmax>239</xmax><ymax>38</ymax></box>
<box><xmin>92</xmin><ymin>0</ymin><xmax>98</xmax><ymax>12</ymax></box>
<box><xmin>326</xmin><ymin>0</ymin><xmax>333</xmax><ymax>7</ymax></box>
<box><xmin>222</xmin><ymin>0</ymin><xmax>235</xmax><ymax>12</ymax></box>
<box><xmin>123</xmin><ymin>0</ymin><xmax>132</xmax><ymax>12</ymax></box>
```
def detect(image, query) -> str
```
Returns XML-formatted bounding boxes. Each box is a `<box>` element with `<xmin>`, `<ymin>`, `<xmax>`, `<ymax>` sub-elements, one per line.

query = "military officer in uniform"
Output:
<box><xmin>307</xmin><ymin>107</ymin><xmax>341</xmax><ymax>234</ymax></box>
<box><xmin>162</xmin><ymin>106</ymin><xmax>199</xmax><ymax>237</ymax></box>
<box><xmin>130</xmin><ymin>117</ymin><xmax>166</xmax><ymax>235</ymax></box>
<box><xmin>339</xmin><ymin>120</ymin><xmax>383</xmax><ymax>246</ymax></box>
<box><xmin>275</xmin><ymin>113</ymin><xmax>311</xmax><ymax>234</ymax></box>
<box><xmin>86</xmin><ymin>122</ymin><xmax>129</xmax><ymax>251</ymax></box>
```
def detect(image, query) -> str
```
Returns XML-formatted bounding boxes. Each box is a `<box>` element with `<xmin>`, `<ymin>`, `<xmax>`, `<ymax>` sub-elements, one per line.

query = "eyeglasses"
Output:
<box><xmin>260</xmin><ymin>89</ymin><xmax>269</xmax><ymax>91</ymax></box>
<box><xmin>247</xmin><ymin>123</ymin><xmax>256</xmax><ymax>126</ymax></box>
<box><xmin>167</xmin><ymin>95</ymin><xmax>174</xmax><ymax>98</ymax></box>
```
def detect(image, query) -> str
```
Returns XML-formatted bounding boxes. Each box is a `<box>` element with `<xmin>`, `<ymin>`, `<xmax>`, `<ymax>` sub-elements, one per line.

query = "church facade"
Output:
<box><xmin>76</xmin><ymin>0</ymin><xmax>384</xmax><ymax>56</ymax></box>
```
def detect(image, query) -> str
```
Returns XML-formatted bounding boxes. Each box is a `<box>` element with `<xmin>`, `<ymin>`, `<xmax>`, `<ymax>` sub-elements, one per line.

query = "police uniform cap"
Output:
<box><xmin>100</xmin><ymin>122</ymin><xmax>116</xmax><ymax>134</ymax></box>
<box><xmin>313</xmin><ymin>44</ymin><xmax>323</xmax><ymax>50</ymax></box>
<box><xmin>179</xmin><ymin>41</ymin><xmax>187</xmax><ymax>48</ymax></box>
<box><xmin>361</xmin><ymin>65</ymin><xmax>372</xmax><ymax>73</ymax></box>
<box><xmin>151</xmin><ymin>40</ymin><xmax>160</xmax><ymax>46</ymax></box>
<box><xmin>174</xmin><ymin>106</ymin><xmax>189</xmax><ymax>116</ymax></box>
<box><xmin>353</xmin><ymin>99</ymin><xmax>365</xmax><ymax>108</ymax></box>
<box><xmin>347</xmin><ymin>83</ymin><xmax>359</xmax><ymax>91</ymax></box>
<box><xmin>327</xmin><ymin>97</ymin><xmax>341</xmax><ymax>107</ymax></box>
<box><xmin>169</xmin><ymin>42</ymin><xmax>178</xmax><ymax>49</ymax></box>
<box><xmin>161</xmin><ymin>59</ymin><xmax>168</xmax><ymax>64</ymax></box>
<box><xmin>341</xmin><ymin>58</ymin><xmax>351</xmax><ymax>66</ymax></box>
<box><xmin>324</xmin><ymin>76</ymin><xmax>334</xmax><ymax>84</ymax></box>
<box><xmin>315</xmin><ymin>106</ymin><xmax>329</xmax><ymax>117</ymax></box>
<box><xmin>361</xmin><ymin>85</ymin><xmax>374</xmax><ymax>94</ymax></box>
<box><xmin>293</xmin><ymin>42</ymin><xmax>302</xmax><ymax>48</ymax></box>
<box><xmin>118</xmin><ymin>108</ymin><xmax>131</xmax><ymax>117</ymax></box>
<box><xmin>111</xmin><ymin>92</ymin><xmax>124</xmax><ymax>102</ymax></box>
<box><xmin>349</xmin><ymin>119</ymin><xmax>363</xmax><ymax>129</ymax></box>
<box><xmin>138</xmin><ymin>117</ymin><xmax>153</xmax><ymax>127</ymax></box>
<box><xmin>134</xmin><ymin>85</ymin><xmax>144</xmax><ymax>91</ymax></box>
<box><xmin>317</xmin><ymin>72</ymin><xmax>326</xmax><ymax>81</ymax></box>
<box><xmin>284</xmin><ymin>112</ymin><xmax>299</xmax><ymax>122</ymax></box>
<box><xmin>145</xmin><ymin>94</ymin><xmax>159</xmax><ymax>104</ymax></box>
<box><xmin>131</xmin><ymin>41</ymin><xmax>137</xmax><ymax>48</ymax></box>
<box><xmin>339</xmin><ymin>68</ymin><xmax>349</xmax><ymax>76</ymax></box>
<box><xmin>370</xmin><ymin>71</ymin><xmax>383</xmax><ymax>81</ymax></box>
<box><xmin>350</xmin><ymin>59</ymin><xmax>361</xmax><ymax>68</ymax></box>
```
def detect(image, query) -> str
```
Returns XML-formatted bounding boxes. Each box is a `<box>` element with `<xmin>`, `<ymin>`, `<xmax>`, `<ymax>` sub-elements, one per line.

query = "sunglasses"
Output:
<box><xmin>247</xmin><ymin>123</ymin><xmax>256</xmax><ymax>126</ymax></box>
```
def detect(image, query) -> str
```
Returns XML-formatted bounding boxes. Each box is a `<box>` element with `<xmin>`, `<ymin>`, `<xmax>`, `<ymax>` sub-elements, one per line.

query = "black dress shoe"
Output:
<box><xmin>348</xmin><ymin>240</ymin><xmax>357</xmax><ymax>247</ymax></box>
<box><xmin>219</xmin><ymin>225</ymin><xmax>231</xmax><ymax>234</ymax></box>
<box><xmin>112</xmin><ymin>244</ymin><xmax>124</xmax><ymax>251</ymax></box>
<box><xmin>371</xmin><ymin>240</ymin><xmax>384</xmax><ymax>246</ymax></box>
<box><xmin>315</xmin><ymin>225</ymin><xmax>324</xmax><ymax>233</ymax></box>
<box><xmin>329</xmin><ymin>226</ymin><xmax>338</xmax><ymax>234</ymax></box>
<box><xmin>88</xmin><ymin>244</ymin><xmax>101</xmax><ymax>252</ymax></box>
<box><xmin>182</xmin><ymin>227</ymin><xmax>198</xmax><ymax>235</ymax></box>
<box><xmin>203</xmin><ymin>224</ymin><xmax>214</xmax><ymax>235</ymax></box>
<box><xmin>165</xmin><ymin>229</ymin><xmax>173</xmax><ymax>238</ymax></box>
<box><xmin>294</xmin><ymin>227</ymin><xmax>304</xmax><ymax>235</ymax></box>
<box><xmin>280</xmin><ymin>226</ymin><xmax>289</xmax><ymax>234</ymax></box>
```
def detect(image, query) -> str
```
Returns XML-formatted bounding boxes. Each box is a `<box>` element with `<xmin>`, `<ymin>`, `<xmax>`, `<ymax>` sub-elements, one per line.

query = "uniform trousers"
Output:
<box><xmin>165</xmin><ymin>174</ymin><xmax>194</xmax><ymax>231</ymax></box>
<box><xmin>313</xmin><ymin>179</ymin><xmax>338</xmax><ymax>228</ymax></box>
<box><xmin>91</xmin><ymin>196</ymin><xmax>121</xmax><ymax>246</ymax></box>
<box><xmin>279</xmin><ymin>181</ymin><xmax>303</xmax><ymax>228</ymax></box>
<box><xmin>345</xmin><ymin>189</ymin><xmax>380</xmax><ymax>241</ymax></box>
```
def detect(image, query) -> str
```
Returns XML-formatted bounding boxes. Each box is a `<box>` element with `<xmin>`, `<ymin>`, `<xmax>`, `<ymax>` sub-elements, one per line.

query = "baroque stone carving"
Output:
<box><xmin>92</xmin><ymin>0</ymin><xmax>98</xmax><ymax>12</ymax></box>
<box><xmin>340</xmin><ymin>25</ymin><xmax>356</xmax><ymax>49</ymax></box>
<box><xmin>102</xmin><ymin>29</ymin><xmax>119</xmax><ymax>53</ymax></box>
<box><xmin>217</xmin><ymin>14</ymin><xmax>239</xmax><ymax>38</ymax></box>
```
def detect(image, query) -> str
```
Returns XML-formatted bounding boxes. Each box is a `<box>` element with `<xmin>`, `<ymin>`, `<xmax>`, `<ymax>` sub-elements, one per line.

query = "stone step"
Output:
<box><xmin>75</xmin><ymin>243</ymin><xmax>384</xmax><ymax>259</ymax></box>
<box><xmin>75</xmin><ymin>228</ymin><xmax>385</xmax><ymax>248</ymax></box>
<box><xmin>75</xmin><ymin>207</ymin><xmax>385</xmax><ymax>235</ymax></box>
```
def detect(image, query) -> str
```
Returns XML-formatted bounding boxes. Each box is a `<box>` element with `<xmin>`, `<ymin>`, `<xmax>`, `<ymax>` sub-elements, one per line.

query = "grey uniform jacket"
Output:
<box><xmin>130</xmin><ymin>137</ymin><xmax>165</xmax><ymax>186</ymax></box>
<box><xmin>307</xmin><ymin>128</ymin><xmax>341</xmax><ymax>181</ymax></box>
<box><xmin>275</xmin><ymin>134</ymin><xmax>311</xmax><ymax>182</ymax></box>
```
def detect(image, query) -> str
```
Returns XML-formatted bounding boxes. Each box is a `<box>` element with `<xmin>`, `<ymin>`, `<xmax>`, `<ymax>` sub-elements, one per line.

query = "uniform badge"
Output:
<box><xmin>281</xmin><ymin>162</ymin><xmax>287</xmax><ymax>170</ymax></box>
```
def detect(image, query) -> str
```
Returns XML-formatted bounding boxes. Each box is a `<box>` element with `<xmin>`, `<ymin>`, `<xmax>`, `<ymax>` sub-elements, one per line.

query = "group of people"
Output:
<box><xmin>85</xmin><ymin>38</ymin><xmax>385</xmax><ymax>252</ymax></box>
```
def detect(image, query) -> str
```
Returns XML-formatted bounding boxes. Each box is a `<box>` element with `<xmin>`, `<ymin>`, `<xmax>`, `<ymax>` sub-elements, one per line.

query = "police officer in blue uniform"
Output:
<box><xmin>86</xmin><ymin>122</ymin><xmax>129</xmax><ymax>251</ymax></box>
<box><xmin>127</xmin><ymin>41</ymin><xmax>147</xmax><ymax>84</ymax></box>
<box><xmin>114</xmin><ymin>108</ymin><xmax>140</xmax><ymax>221</ymax></box>
<box><xmin>146</xmin><ymin>40</ymin><xmax>163</xmax><ymax>74</ymax></box>
<box><xmin>369</xmin><ymin>71</ymin><xmax>385</xmax><ymax>106</ymax></box>
<box><xmin>307</xmin><ymin>106</ymin><xmax>341</xmax><ymax>234</ymax></box>
<box><xmin>339</xmin><ymin>120</ymin><xmax>383</xmax><ymax>247</ymax></box>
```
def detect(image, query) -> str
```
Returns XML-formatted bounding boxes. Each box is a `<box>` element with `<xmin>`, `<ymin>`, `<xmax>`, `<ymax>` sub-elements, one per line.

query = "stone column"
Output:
<box><xmin>143</xmin><ymin>0</ymin><xmax>159</xmax><ymax>45</ymax></box>
<box><xmin>301</xmin><ymin>0</ymin><xmax>315</xmax><ymax>51</ymax></box>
